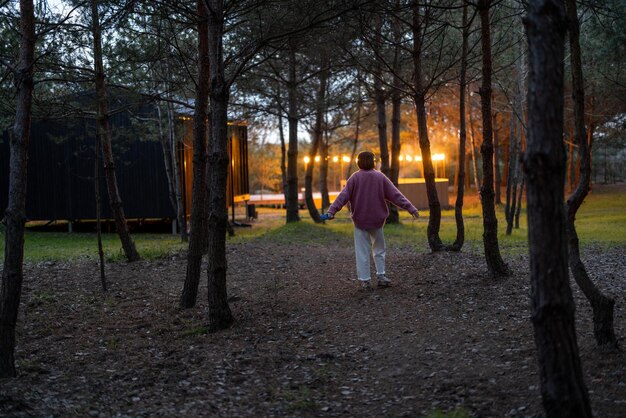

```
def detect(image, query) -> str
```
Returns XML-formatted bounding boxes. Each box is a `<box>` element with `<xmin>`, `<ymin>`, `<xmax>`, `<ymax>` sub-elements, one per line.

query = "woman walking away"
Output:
<box><xmin>321</xmin><ymin>151</ymin><xmax>419</xmax><ymax>290</ymax></box>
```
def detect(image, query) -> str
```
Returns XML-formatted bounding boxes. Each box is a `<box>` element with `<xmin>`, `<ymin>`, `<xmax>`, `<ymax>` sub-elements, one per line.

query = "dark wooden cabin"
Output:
<box><xmin>0</xmin><ymin>93</ymin><xmax>249</xmax><ymax>225</ymax></box>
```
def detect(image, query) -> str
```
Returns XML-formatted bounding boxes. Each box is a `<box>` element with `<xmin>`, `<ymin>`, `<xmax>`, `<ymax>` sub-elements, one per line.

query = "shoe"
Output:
<box><xmin>359</xmin><ymin>280</ymin><xmax>373</xmax><ymax>291</ymax></box>
<box><xmin>377</xmin><ymin>275</ymin><xmax>391</xmax><ymax>288</ymax></box>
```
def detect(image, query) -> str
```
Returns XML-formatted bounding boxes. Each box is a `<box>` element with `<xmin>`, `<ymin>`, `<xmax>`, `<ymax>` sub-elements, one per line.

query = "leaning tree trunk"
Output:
<box><xmin>306</xmin><ymin>52</ymin><xmax>329</xmax><ymax>222</ymax></box>
<box><xmin>180</xmin><ymin>0</ymin><xmax>210</xmax><ymax>309</ymax></box>
<box><xmin>449</xmin><ymin>2</ymin><xmax>469</xmax><ymax>252</ymax></box>
<box><xmin>206</xmin><ymin>0</ymin><xmax>234</xmax><ymax>332</ymax></box>
<box><xmin>91</xmin><ymin>0</ymin><xmax>139</xmax><ymax>262</ymax></box>
<box><xmin>286</xmin><ymin>43</ymin><xmax>300</xmax><ymax>223</ymax></box>
<box><xmin>525</xmin><ymin>1</ymin><xmax>592</xmax><ymax>415</ymax></box>
<box><xmin>564</xmin><ymin>0</ymin><xmax>617</xmax><ymax>348</ymax></box>
<box><xmin>156</xmin><ymin>103</ymin><xmax>178</xmax><ymax>217</ymax></box>
<box><xmin>0</xmin><ymin>0</ymin><xmax>35</xmax><ymax>378</ymax></box>
<box><xmin>412</xmin><ymin>3</ymin><xmax>445</xmax><ymax>251</ymax></box>
<box><xmin>505</xmin><ymin>113</ymin><xmax>517</xmax><ymax>235</ymax></box>
<box><xmin>478</xmin><ymin>0</ymin><xmax>508</xmax><ymax>276</ymax></box>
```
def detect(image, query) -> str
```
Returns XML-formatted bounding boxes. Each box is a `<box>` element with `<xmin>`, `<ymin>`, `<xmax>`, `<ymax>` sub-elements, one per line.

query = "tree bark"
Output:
<box><xmin>505</xmin><ymin>112</ymin><xmax>516</xmax><ymax>233</ymax></box>
<box><xmin>91</xmin><ymin>0</ymin><xmax>139</xmax><ymax>263</ymax></box>
<box><xmin>286</xmin><ymin>43</ymin><xmax>300</xmax><ymax>222</ymax></box>
<box><xmin>277</xmin><ymin>99</ymin><xmax>288</xmax><ymax>195</ymax></box>
<box><xmin>387</xmin><ymin>9</ymin><xmax>403</xmax><ymax>225</ymax></box>
<box><xmin>346</xmin><ymin>81</ymin><xmax>362</xmax><ymax>180</ymax></box>
<box><xmin>0</xmin><ymin>0</ymin><xmax>35</xmax><ymax>378</ymax></box>
<box><xmin>525</xmin><ymin>1</ymin><xmax>592</xmax><ymax>415</ymax></box>
<box><xmin>180</xmin><ymin>0</ymin><xmax>210</xmax><ymax>309</ymax></box>
<box><xmin>564</xmin><ymin>0</ymin><xmax>617</xmax><ymax>348</ymax></box>
<box><xmin>493</xmin><ymin>113</ymin><xmax>502</xmax><ymax>204</ymax></box>
<box><xmin>95</xmin><ymin>121</ymin><xmax>107</xmax><ymax>292</ymax></box>
<box><xmin>206</xmin><ymin>0</ymin><xmax>233</xmax><ymax>332</ymax></box>
<box><xmin>373</xmin><ymin>14</ymin><xmax>390</xmax><ymax>178</ymax></box>
<box><xmin>412</xmin><ymin>2</ymin><xmax>445</xmax><ymax>252</ymax></box>
<box><xmin>168</xmin><ymin>101</ymin><xmax>188</xmax><ymax>241</ymax></box>
<box><xmin>449</xmin><ymin>2</ymin><xmax>469</xmax><ymax>252</ymax></box>
<box><xmin>320</xmin><ymin>131</ymin><xmax>330</xmax><ymax>210</ymax></box>
<box><xmin>468</xmin><ymin>95</ymin><xmax>480</xmax><ymax>193</ymax></box>
<box><xmin>478</xmin><ymin>0</ymin><xmax>508</xmax><ymax>276</ymax></box>
<box><xmin>156</xmin><ymin>103</ymin><xmax>178</xmax><ymax>216</ymax></box>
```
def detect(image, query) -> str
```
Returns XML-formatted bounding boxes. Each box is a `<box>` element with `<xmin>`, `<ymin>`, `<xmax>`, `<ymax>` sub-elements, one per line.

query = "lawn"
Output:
<box><xmin>1</xmin><ymin>184</ymin><xmax>624</xmax><ymax>262</ymax></box>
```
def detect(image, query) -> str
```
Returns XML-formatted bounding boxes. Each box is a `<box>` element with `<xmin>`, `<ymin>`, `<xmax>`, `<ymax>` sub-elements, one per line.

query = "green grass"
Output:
<box><xmin>0</xmin><ymin>186</ymin><xmax>624</xmax><ymax>262</ymax></box>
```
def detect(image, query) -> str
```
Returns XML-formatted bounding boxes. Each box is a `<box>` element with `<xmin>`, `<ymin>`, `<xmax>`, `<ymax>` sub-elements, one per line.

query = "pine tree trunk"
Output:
<box><xmin>277</xmin><ymin>103</ymin><xmax>288</xmax><ymax>195</ymax></box>
<box><xmin>91</xmin><ymin>0</ymin><xmax>139</xmax><ymax>262</ymax></box>
<box><xmin>505</xmin><ymin>112</ymin><xmax>515</xmax><ymax>232</ymax></box>
<box><xmin>0</xmin><ymin>0</ymin><xmax>35</xmax><ymax>378</ymax></box>
<box><xmin>478</xmin><ymin>0</ymin><xmax>508</xmax><ymax>276</ymax></box>
<box><xmin>525</xmin><ymin>1</ymin><xmax>592</xmax><ymax>414</ymax></box>
<box><xmin>564</xmin><ymin>0</ymin><xmax>617</xmax><ymax>348</ymax></box>
<box><xmin>320</xmin><ymin>133</ymin><xmax>330</xmax><ymax>211</ymax></box>
<box><xmin>95</xmin><ymin>125</ymin><xmax>107</xmax><ymax>292</ymax></box>
<box><xmin>168</xmin><ymin>101</ymin><xmax>188</xmax><ymax>241</ymax></box>
<box><xmin>515</xmin><ymin>177</ymin><xmax>523</xmax><ymax>229</ymax></box>
<box><xmin>412</xmin><ymin>3</ymin><xmax>444</xmax><ymax>251</ymax></box>
<box><xmin>180</xmin><ymin>0</ymin><xmax>210</xmax><ymax>309</ymax></box>
<box><xmin>346</xmin><ymin>83</ymin><xmax>362</xmax><ymax>180</ymax></box>
<box><xmin>387</xmin><ymin>11</ymin><xmax>403</xmax><ymax>224</ymax></box>
<box><xmin>449</xmin><ymin>2</ymin><xmax>469</xmax><ymax>252</ymax></box>
<box><xmin>156</xmin><ymin>104</ymin><xmax>178</xmax><ymax>215</ymax></box>
<box><xmin>493</xmin><ymin>114</ymin><xmax>502</xmax><ymax>204</ymax></box>
<box><xmin>468</xmin><ymin>96</ymin><xmax>480</xmax><ymax>193</ymax></box>
<box><xmin>205</xmin><ymin>0</ymin><xmax>233</xmax><ymax>332</ymax></box>
<box><xmin>286</xmin><ymin>44</ymin><xmax>300</xmax><ymax>223</ymax></box>
<box><xmin>373</xmin><ymin>15</ymin><xmax>390</xmax><ymax>178</ymax></box>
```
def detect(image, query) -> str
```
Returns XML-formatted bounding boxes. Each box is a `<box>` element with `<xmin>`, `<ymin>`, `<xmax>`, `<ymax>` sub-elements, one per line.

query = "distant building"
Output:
<box><xmin>0</xmin><ymin>91</ymin><xmax>249</xmax><ymax>226</ymax></box>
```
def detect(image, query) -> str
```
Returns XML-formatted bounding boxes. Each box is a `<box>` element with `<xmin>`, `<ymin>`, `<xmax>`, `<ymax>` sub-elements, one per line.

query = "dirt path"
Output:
<box><xmin>1</xmin><ymin>242</ymin><xmax>624</xmax><ymax>417</ymax></box>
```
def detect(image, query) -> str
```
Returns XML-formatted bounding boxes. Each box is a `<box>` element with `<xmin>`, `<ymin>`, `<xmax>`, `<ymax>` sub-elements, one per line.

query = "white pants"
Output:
<box><xmin>354</xmin><ymin>227</ymin><xmax>386</xmax><ymax>281</ymax></box>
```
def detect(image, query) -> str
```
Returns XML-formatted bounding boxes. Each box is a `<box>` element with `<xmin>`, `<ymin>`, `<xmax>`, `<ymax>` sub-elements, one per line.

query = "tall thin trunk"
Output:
<box><xmin>387</xmin><ymin>7</ymin><xmax>403</xmax><ymax>224</ymax></box>
<box><xmin>412</xmin><ymin>2</ymin><xmax>444</xmax><ymax>251</ymax></box>
<box><xmin>320</xmin><ymin>131</ymin><xmax>330</xmax><ymax>210</ymax></box>
<box><xmin>168</xmin><ymin>101</ymin><xmax>188</xmax><ymax>241</ymax></box>
<box><xmin>91</xmin><ymin>0</ymin><xmax>139</xmax><ymax>262</ymax></box>
<box><xmin>95</xmin><ymin>124</ymin><xmax>107</xmax><ymax>292</ymax></box>
<box><xmin>156</xmin><ymin>103</ymin><xmax>177</xmax><ymax>214</ymax></box>
<box><xmin>286</xmin><ymin>44</ymin><xmax>300</xmax><ymax>222</ymax></box>
<box><xmin>525</xmin><ymin>1</ymin><xmax>592</xmax><ymax>415</ymax></box>
<box><xmin>493</xmin><ymin>113</ymin><xmax>502</xmax><ymax>204</ymax></box>
<box><xmin>468</xmin><ymin>95</ymin><xmax>480</xmax><ymax>192</ymax></box>
<box><xmin>373</xmin><ymin>15</ymin><xmax>390</xmax><ymax>178</ymax></box>
<box><xmin>0</xmin><ymin>0</ymin><xmax>35</xmax><ymax>378</ymax></box>
<box><xmin>564</xmin><ymin>0</ymin><xmax>617</xmax><ymax>347</ymax></box>
<box><xmin>449</xmin><ymin>2</ymin><xmax>469</xmax><ymax>252</ymax></box>
<box><xmin>306</xmin><ymin>51</ymin><xmax>329</xmax><ymax>221</ymax></box>
<box><xmin>277</xmin><ymin>98</ymin><xmax>288</xmax><ymax>195</ymax></box>
<box><xmin>515</xmin><ymin>176</ymin><xmax>523</xmax><ymax>229</ymax></box>
<box><xmin>180</xmin><ymin>0</ymin><xmax>210</xmax><ymax>309</ymax></box>
<box><xmin>347</xmin><ymin>82</ymin><xmax>362</xmax><ymax>179</ymax></box>
<box><xmin>478</xmin><ymin>0</ymin><xmax>508</xmax><ymax>276</ymax></box>
<box><xmin>206</xmin><ymin>0</ymin><xmax>233</xmax><ymax>332</ymax></box>
<box><xmin>505</xmin><ymin>112</ymin><xmax>515</xmax><ymax>230</ymax></box>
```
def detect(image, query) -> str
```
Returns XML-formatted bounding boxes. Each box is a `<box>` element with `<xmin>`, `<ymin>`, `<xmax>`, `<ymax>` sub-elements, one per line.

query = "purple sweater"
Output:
<box><xmin>327</xmin><ymin>169</ymin><xmax>418</xmax><ymax>230</ymax></box>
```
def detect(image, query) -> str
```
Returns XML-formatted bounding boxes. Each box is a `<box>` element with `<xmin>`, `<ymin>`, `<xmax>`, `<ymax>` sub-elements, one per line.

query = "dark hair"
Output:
<box><xmin>357</xmin><ymin>151</ymin><xmax>376</xmax><ymax>170</ymax></box>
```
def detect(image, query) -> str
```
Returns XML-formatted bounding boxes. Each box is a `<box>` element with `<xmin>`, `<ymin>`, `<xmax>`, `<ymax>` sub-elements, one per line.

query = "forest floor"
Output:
<box><xmin>0</xmin><ymin>233</ymin><xmax>625</xmax><ymax>417</ymax></box>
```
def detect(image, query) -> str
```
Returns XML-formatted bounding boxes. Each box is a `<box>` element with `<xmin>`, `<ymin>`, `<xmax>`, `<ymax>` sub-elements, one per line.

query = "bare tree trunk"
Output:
<box><xmin>95</xmin><ymin>126</ymin><xmax>107</xmax><ymax>292</ymax></box>
<box><xmin>156</xmin><ymin>104</ymin><xmax>177</xmax><ymax>215</ymax></box>
<box><xmin>306</xmin><ymin>51</ymin><xmax>329</xmax><ymax>221</ymax></box>
<box><xmin>525</xmin><ymin>1</ymin><xmax>592</xmax><ymax>414</ymax></box>
<box><xmin>320</xmin><ymin>131</ymin><xmax>330</xmax><ymax>210</ymax></box>
<box><xmin>449</xmin><ymin>2</ymin><xmax>469</xmax><ymax>252</ymax></box>
<box><xmin>412</xmin><ymin>3</ymin><xmax>444</xmax><ymax>251</ymax></box>
<box><xmin>493</xmin><ymin>113</ymin><xmax>502</xmax><ymax>204</ymax></box>
<box><xmin>478</xmin><ymin>0</ymin><xmax>508</xmax><ymax>276</ymax></box>
<box><xmin>168</xmin><ymin>101</ymin><xmax>188</xmax><ymax>241</ymax></box>
<box><xmin>373</xmin><ymin>15</ymin><xmax>390</xmax><ymax>178</ymax></box>
<box><xmin>387</xmin><ymin>8</ymin><xmax>403</xmax><ymax>225</ymax></box>
<box><xmin>505</xmin><ymin>112</ymin><xmax>515</xmax><ymax>232</ymax></box>
<box><xmin>468</xmin><ymin>95</ymin><xmax>480</xmax><ymax>193</ymax></box>
<box><xmin>0</xmin><ymin>0</ymin><xmax>35</xmax><ymax>378</ymax></box>
<box><xmin>346</xmin><ymin>82</ymin><xmax>362</xmax><ymax>179</ymax></box>
<box><xmin>515</xmin><ymin>176</ymin><xmax>523</xmax><ymax>229</ymax></box>
<box><xmin>91</xmin><ymin>0</ymin><xmax>139</xmax><ymax>262</ymax></box>
<box><xmin>206</xmin><ymin>0</ymin><xmax>234</xmax><ymax>332</ymax></box>
<box><xmin>286</xmin><ymin>43</ymin><xmax>300</xmax><ymax>222</ymax></box>
<box><xmin>180</xmin><ymin>0</ymin><xmax>210</xmax><ymax>309</ymax></box>
<box><xmin>564</xmin><ymin>0</ymin><xmax>617</xmax><ymax>348</ymax></box>
<box><xmin>277</xmin><ymin>102</ymin><xmax>288</xmax><ymax>195</ymax></box>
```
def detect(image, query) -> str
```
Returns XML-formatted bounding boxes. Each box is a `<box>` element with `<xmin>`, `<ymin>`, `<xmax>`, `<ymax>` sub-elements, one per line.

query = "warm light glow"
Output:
<box><xmin>332</xmin><ymin>156</ymin><xmax>339</xmax><ymax>163</ymax></box>
<box><xmin>342</xmin><ymin>155</ymin><xmax>350</xmax><ymax>163</ymax></box>
<box><xmin>432</xmin><ymin>153</ymin><xmax>445</xmax><ymax>161</ymax></box>
<box><xmin>406</xmin><ymin>155</ymin><xmax>413</xmax><ymax>162</ymax></box>
<box><xmin>416</xmin><ymin>156</ymin><xmax>423</xmax><ymax>162</ymax></box>
<box><xmin>314</xmin><ymin>155</ymin><xmax>321</xmax><ymax>163</ymax></box>
<box><xmin>303</xmin><ymin>156</ymin><xmax>310</xmax><ymax>164</ymax></box>
<box><xmin>399</xmin><ymin>155</ymin><xmax>404</xmax><ymax>162</ymax></box>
